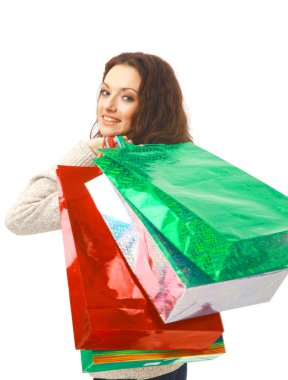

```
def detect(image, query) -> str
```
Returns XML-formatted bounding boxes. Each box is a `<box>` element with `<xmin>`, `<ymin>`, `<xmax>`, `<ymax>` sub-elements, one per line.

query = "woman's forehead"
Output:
<box><xmin>104</xmin><ymin>64</ymin><xmax>141</xmax><ymax>90</ymax></box>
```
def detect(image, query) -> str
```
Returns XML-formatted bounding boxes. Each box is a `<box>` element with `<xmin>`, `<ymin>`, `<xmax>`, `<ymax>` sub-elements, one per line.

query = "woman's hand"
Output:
<box><xmin>86</xmin><ymin>136</ymin><xmax>132</xmax><ymax>156</ymax></box>
<box><xmin>86</xmin><ymin>137</ymin><xmax>105</xmax><ymax>156</ymax></box>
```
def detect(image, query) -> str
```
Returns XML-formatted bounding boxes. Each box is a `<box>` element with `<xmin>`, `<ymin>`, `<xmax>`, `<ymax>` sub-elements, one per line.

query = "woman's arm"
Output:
<box><xmin>5</xmin><ymin>141</ymin><xmax>97</xmax><ymax>235</ymax></box>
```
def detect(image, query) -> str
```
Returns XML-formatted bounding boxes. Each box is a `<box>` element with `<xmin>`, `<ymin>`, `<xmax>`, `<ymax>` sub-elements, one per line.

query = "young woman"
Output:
<box><xmin>5</xmin><ymin>52</ymin><xmax>192</xmax><ymax>380</ymax></box>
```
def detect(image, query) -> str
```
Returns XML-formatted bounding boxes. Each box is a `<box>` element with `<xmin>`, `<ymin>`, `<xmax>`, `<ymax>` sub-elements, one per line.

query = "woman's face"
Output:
<box><xmin>97</xmin><ymin>64</ymin><xmax>141</xmax><ymax>137</ymax></box>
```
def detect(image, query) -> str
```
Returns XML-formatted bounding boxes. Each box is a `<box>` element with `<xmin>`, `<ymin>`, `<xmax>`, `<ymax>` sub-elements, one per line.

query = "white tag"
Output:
<box><xmin>143</xmin><ymin>362</ymin><xmax>162</xmax><ymax>366</ymax></box>
<box><xmin>85</xmin><ymin>174</ymin><xmax>131</xmax><ymax>224</ymax></box>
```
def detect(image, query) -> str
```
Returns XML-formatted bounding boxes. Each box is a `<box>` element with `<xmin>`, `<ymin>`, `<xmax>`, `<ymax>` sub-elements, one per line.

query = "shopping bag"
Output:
<box><xmin>80</xmin><ymin>336</ymin><xmax>225</xmax><ymax>372</ymax></box>
<box><xmin>56</xmin><ymin>165</ymin><xmax>224</xmax><ymax>350</ymax></box>
<box><xmin>90</xmin><ymin>141</ymin><xmax>288</xmax><ymax>322</ymax></box>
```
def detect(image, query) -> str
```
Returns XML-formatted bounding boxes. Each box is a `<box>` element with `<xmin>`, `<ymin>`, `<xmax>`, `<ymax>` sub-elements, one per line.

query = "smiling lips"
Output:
<box><xmin>102</xmin><ymin>115</ymin><xmax>121</xmax><ymax>124</ymax></box>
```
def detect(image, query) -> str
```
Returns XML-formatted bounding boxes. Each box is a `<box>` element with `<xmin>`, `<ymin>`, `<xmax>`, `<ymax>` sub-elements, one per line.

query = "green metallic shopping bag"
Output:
<box><xmin>81</xmin><ymin>337</ymin><xmax>225</xmax><ymax>372</ymax></box>
<box><xmin>89</xmin><ymin>141</ymin><xmax>288</xmax><ymax>322</ymax></box>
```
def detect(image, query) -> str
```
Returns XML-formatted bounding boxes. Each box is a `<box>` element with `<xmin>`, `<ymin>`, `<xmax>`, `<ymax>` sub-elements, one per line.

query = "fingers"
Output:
<box><xmin>122</xmin><ymin>136</ymin><xmax>133</xmax><ymax>144</ymax></box>
<box><xmin>115</xmin><ymin>136</ymin><xmax>133</xmax><ymax>147</ymax></box>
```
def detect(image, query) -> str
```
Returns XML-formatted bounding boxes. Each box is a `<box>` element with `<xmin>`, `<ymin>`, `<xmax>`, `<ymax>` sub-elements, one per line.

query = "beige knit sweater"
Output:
<box><xmin>5</xmin><ymin>141</ymin><xmax>183</xmax><ymax>379</ymax></box>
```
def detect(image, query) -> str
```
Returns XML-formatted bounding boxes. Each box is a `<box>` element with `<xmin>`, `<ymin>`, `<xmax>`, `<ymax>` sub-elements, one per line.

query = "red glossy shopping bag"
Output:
<box><xmin>56</xmin><ymin>165</ymin><xmax>224</xmax><ymax>350</ymax></box>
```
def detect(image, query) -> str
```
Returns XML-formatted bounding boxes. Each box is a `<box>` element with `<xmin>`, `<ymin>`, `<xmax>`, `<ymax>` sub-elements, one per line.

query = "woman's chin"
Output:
<box><xmin>99</xmin><ymin>124</ymin><xmax>129</xmax><ymax>138</ymax></box>
<box><xmin>99</xmin><ymin>126</ymin><xmax>117</xmax><ymax>137</ymax></box>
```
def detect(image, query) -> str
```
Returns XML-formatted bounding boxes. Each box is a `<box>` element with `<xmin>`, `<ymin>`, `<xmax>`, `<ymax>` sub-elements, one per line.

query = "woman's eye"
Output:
<box><xmin>123</xmin><ymin>95</ymin><xmax>133</xmax><ymax>102</ymax></box>
<box><xmin>100</xmin><ymin>89</ymin><xmax>110</xmax><ymax>96</ymax></box>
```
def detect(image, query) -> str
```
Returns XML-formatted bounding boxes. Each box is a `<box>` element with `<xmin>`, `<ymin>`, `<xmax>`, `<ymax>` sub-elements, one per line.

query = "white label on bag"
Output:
<box><xmin>143</xmin><ymin>362</ymin><xmax>162</xmax><ymax>366</ymax></box>
<box><xmin>85</xmin><ymin>173</ymin><xmax>131</xmax><ymax>224</ymax></box>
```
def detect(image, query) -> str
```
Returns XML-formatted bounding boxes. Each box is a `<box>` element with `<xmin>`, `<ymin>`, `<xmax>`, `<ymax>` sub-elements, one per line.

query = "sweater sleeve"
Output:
<box><xmin>5</xmin><ymin>141</ymin><xmax>97</xmax><ymax>235</ymax></box>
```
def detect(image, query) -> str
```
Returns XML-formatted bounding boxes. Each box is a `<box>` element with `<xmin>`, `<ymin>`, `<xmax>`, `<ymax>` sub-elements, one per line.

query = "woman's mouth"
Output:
<box><xmin>102</xmin><ymin>115</ymin><xmax>121</xmax><ymax>125</ymax></box>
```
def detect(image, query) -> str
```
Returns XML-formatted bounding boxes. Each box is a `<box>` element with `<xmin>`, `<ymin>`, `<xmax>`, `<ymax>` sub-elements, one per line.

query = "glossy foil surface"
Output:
<box><xmin>81</xmin><ymin>336</ymin><xmax>225</xmax><ymax>372</ymax></box>
<box><xmin>95</xmin><ymin>142</ymin><xmax>288</xmax><ymax>283</ymax></box>
<box><xmin>85</xmin><ymin>174</ymin><xmax>185</xmax><ymax>322</ymax></box>
<box><xmin>56</xmin><ymin>165</ymin><xmax>224</xmax><ymax>350</ymax></box>
<box><xmin>86</xmin><ymin>173</ymin><xmax>288</xmax><ymax>322</ymax></box>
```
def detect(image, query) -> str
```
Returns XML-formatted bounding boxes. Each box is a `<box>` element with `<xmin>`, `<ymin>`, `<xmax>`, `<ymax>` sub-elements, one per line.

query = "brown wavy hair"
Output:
<box><xmin>91</xmin><ymin>52</ymin><xmax>193</xmax><ymax>144</ymax></box>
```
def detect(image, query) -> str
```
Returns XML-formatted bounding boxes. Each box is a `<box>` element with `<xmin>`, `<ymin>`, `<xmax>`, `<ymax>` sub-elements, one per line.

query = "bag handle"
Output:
<box><xmin>114</xmin><ymin>135</ymin><xmax>128</xmax><ymax>148</ymax></box>
<box><xmin>102</xmin><ymin>135</ymin><xmax>129</xmax><ymax>149</ymax></box>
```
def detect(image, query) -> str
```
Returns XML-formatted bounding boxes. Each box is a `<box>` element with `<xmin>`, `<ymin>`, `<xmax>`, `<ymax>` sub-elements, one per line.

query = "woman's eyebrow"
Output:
<box><xmin>121</xmin><ymin>87</ymin><xmax>138</xmax><ymax>94</ymax></box>
<box><xmin>102</xmin><ymin>82</ymin><xmax>138</xmax><ymax>94</ymax></box>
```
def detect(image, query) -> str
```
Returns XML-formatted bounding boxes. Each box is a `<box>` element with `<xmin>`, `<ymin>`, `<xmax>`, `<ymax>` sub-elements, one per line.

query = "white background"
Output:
<box><xmin>1</xmin><ymin>1</ymin><xmax>288</xmax><ymax>379</ymax></box>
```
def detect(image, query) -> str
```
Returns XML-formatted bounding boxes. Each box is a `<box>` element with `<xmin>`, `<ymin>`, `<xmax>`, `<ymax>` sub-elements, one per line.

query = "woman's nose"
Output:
<box><xmin>104</xmin><ymin>96</ymin><xmax>117</xmax><ymax>112</ymax></box>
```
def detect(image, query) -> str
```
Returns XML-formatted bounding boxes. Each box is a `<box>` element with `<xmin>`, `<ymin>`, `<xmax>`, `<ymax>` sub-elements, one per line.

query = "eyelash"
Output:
<box><xmin>100</xmin><ymin>90</ymin><xmax>134</xmax><ymax>102</ymax></box>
